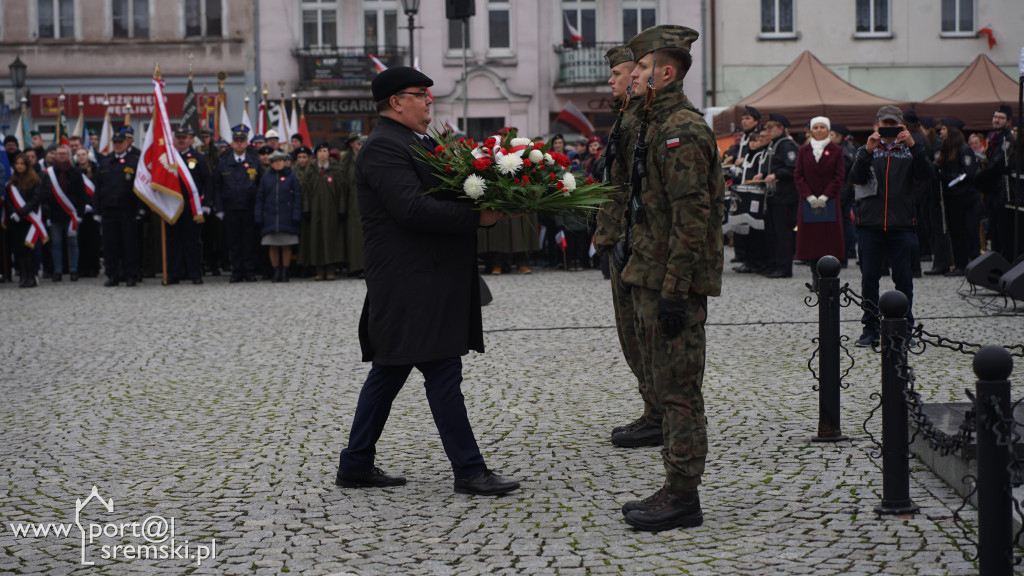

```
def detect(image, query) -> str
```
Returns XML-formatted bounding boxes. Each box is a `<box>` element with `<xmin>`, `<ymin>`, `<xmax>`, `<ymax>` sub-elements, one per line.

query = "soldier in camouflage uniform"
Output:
<box><xmin>613</xmin><ymin>25</ymin><xmax>724</xmax><ymax>532</ymax></box>
<box><xmin>593</xmin><ymin>45</ymin><xmax>663</xmax><ymax>448</ymax></box>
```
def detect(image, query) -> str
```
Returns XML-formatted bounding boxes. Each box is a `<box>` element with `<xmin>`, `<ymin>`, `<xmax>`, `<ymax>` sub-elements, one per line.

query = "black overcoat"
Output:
<box><xmin>355</xmin><ymin>116</ymin><xmax>484</xmax><ymax>365</ymax></box>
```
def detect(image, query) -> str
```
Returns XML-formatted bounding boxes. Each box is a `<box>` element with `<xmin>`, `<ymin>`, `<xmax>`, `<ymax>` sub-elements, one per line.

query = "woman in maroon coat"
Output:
<box><xmin>795</xmin><ymin>116</ymin><xmax>846</xmax><ymax>286</ymax></box>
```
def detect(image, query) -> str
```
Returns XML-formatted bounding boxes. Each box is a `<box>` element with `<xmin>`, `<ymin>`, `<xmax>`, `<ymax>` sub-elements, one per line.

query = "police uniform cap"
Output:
<box><xmin>295</xmin><ymin>146</ymin><xmax>312</xmax><ymax>156</ymax></box>
<box><xmin>940</xmin><ymin>116</ymin><xmax>965</xmax><ymax>131</ymax></box>
<box><xmin>200</xmin><ymin>127</ymin><xmax>213</xmax><ymax>136</ymax></box>
<box><xmin>876</xmin><ymin>105</ymin><xmax>903</xmax><ymax>125</ymax></box>
<box><xmin>257</xmin><ymin>145</ymin><xmax>275</xmax><ymax>155</ymax></box>
<box><xmin>627</xmin><ymin>25</ymin><xmax>699</xmax><ymax>61</ymax></box>
<box><xmin>314</xmin><ymin>142</ymin><xmax>331</xmax><ymax>153</ymax></box>
<box><xmin>215</xmin><ymin>139</ymin><xmax>229</xmax><ymax>147</ymax></box>
<box><xmin>231</xmin><ymin>124</ymin><xmax>250</xmax><ymax>141</ymax></box>
<box><xmin>371</xmin><ymin>66</ymin><xmax>434</xmax><ymax>102</ymax></box>
<box><xmin>174</xmin><ymin>124</ymin><xmax>195</xmax><ymax>137</ymax></box>
<box><xmin>111</xmin><ymin>128</ymin><xmax>128</xmax><ymax>141</ymax></box>
<box><xmin>831</xmin><ymin>124</ymin><xmax>850</xmax><ymax>137</ymax></box>
<box><xmin>122</xmin><ymin>126</ymin><xmax>135</xmax><ymax>136</ymax></box>
<box><xmin>605</xmin><ymin>45</ymin><xmax>634</xmax><ymax>69</ymax></box>
<box><xmin>269</xmin><ymin>150</ymin><xmax>290</xmax><ymax>162</ymax></box>
<box><xmin>251</xmin><ymin>135</ymin><xmax>267</xmax><ymax>144</ymax></box>
<box><xmin>767</xmin><ymin>113</ymin><xmax>790</xmax><ymax>128</ymax></box>
<box><xmin>264</xmin><ymin>130</ymin><xmax>279</xmax><ymax>140</ymax></box>
<box><xmin>996</xmin><ymin>104</ymin><xmax>1013</xmax><ymax>120</ymax></box>
<box><xmin>742</xmin><ymin>106</ymin><xmax>761</xmax><ymax>121</ymax></box>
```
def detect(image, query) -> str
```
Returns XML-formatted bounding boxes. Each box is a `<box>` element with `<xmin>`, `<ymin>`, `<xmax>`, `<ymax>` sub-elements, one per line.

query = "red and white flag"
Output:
<box><xmin>588</xmin><ymin>236</ymin><xmax>596</xmax><ymax>258</ymax></box>
<box><xmin>555</xmin><ymin>101</ymin><xmax>595</xmax><ymax>137</ymax></box>
<box><xmin>563</xmin><ymin>12</ymin><xmax>583</xmax><ymax>44</ymax></box>
<box><xmin>554</xmin><ymin>230</ymin><xmax>568</xmax><ymax>251</ymax></box>
<box><xmin>368</xmin><ymin>54</ymin><xmax>388</xmax><ymax>73</ymax></box>
<box><xmin>134</xmin><ymin>74</ymin><xmax>203</xmax><ymax>224</ymax></box>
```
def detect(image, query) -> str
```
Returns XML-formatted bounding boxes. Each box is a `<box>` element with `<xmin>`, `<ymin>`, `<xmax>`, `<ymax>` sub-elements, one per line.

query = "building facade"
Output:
<box><xmin>258</xmin><ymin>0</ymin><xmax>705</xmax><ymax>145</ymax></box>
<box><xmin>0</xmin><ymin>0</ymin><xmax>255</xmax><ymax>142</ymax></box>
<box><xmin>705</xmin><ymin>0</ymin><xmax>1024</xmax><ymax>109</ymax></box>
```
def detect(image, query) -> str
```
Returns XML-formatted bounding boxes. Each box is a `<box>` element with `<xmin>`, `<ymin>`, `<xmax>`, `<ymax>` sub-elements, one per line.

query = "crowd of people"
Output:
<box><xmin>0</xmin><ymin>124</ymin><xmax>367</xmax><ymax>287</ymax></box>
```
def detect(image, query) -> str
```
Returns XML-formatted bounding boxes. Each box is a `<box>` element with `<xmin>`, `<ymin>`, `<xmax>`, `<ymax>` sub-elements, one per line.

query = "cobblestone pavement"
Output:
<box><xmin>1</xmin><ymin>250</ymin><xmax>1022</xmax><ymax>575</ymax></box>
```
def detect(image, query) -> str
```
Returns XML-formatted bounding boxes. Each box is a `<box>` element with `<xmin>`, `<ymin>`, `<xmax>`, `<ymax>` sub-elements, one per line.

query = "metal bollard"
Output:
<box><xmin>974</xmin><ymin>345</ymin><xmax>1015</xmax><ymax>576</ymax></box>
<box><xmin>813</xmin><ymin>255</ymin><xmax>848</xmax><ymax>442</ymax></box>
<box><xmin>874</xmin><ymin>290</ymin><xmax>919</xmax><ymax>515</ymax></box>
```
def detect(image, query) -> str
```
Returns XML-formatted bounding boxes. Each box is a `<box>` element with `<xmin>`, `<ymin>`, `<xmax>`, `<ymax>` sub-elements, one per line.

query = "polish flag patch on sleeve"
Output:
<box><xmin>666</xmin><ymin>137</ymin><xmax>680</xmax><ymax>149</ymax></box>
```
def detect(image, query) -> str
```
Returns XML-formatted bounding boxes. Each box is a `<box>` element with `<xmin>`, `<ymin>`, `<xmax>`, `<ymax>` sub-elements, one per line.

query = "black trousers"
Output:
<box><xmin>337</xmin><ymin>357</ymin><xmax>487</xmax><ymax>479</ymax></box>
<box><xmin>765</xmin><ymin>201</ymin><xmax>797</xmax><ymax>273</ymax></box>
<box><xmin>223</xmin><ymin>210</ymin><xmax>256</xmax><ymax>278</ymax></box>
<box><xmin>946</xmin><ymin>192</ymin><xmax>981</xmax><ymax>270</ymax></box>
<box><xmin>101</xmin><ymin>209</ymin><xmax>140</xmax><ymax>281</ymax></box>
<box><xmin>167</xmin><ymin>214</ymin><xmax>203</xmax><ymax>280</ymax></box>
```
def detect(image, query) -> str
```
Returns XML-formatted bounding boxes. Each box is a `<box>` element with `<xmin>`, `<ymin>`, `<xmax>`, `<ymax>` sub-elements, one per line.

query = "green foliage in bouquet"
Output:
<box><xmin>413</xmin><ymin>128</ymin><xmax>613</xmax><ymax>216</ymax></box>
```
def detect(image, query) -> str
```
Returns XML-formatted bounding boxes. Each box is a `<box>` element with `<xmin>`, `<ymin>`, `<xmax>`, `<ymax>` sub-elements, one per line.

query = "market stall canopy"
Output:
<box><xmin>712</xmin><ymin>51</ymin><xmax>909</xmax><ymax>137</ymax></box>
<box><xmin>915</xmin><ymin>54</ymin><xmax>1018</xmax><ymax>131</ymax></box>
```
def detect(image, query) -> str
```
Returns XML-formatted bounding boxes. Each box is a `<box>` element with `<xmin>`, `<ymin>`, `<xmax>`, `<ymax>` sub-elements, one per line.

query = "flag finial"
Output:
<box><xmin>154</xmin><ymin>63</ymin><xmax>161</xmax><ymax>80</ymax></box>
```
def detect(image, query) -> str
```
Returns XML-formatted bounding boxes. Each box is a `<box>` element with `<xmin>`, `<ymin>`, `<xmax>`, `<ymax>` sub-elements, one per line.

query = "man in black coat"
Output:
<box><xmin>43</xmin><ymin>144</ymin><xmax>88</xmax><ymax>281</ymax></box>
<box><xmin>166</xmin><ymin>124</ymin><xmax>208</xmax><ymax>285</ymax></box>
<box><xmin>212</xmin><ymin>126</ymin><xmax>261</xmax><ymax>282</ymax></box>
<box><xmin>95</xmin><ymin>128</ymin><xmax>142</xmax><ymax>286</ymax></box>
<box><xmin>335</xmin><ymin>67</ymin><xmax>520</xmax><ymax>496</ymax></box>
<box><xmin>753</xmin><ymin>113</ymin><xmax>800</xmax><ymax>278</ymax></box>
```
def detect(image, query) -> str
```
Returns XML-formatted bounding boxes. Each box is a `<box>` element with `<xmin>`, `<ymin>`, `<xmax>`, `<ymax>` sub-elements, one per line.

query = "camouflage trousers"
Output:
<box><xmin>610</xmin><ymin>266</ymin><xmax>662</xmax><ymax>420</ymax></box>
<box><xmin>630</xmin><ymin>286</ymin><xmax>709</xmax><ymax>491</ymax></box>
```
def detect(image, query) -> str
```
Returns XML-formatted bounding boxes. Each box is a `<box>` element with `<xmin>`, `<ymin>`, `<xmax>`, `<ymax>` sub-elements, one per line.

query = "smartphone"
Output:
<box><xmin>878</xmin><ymin>126</ymin><xmax>902</xmax><ymax>139</ymax></box>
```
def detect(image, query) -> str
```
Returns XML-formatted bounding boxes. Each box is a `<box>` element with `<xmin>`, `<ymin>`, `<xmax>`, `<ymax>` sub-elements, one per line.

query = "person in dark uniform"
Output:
<box><xmin>212</xmin><ymin>125</ymin><xmax>262</xmax><ymax>283</ymax></box>
<box><xmin>95</xmin><ymin>127</ymin><xmax>142</xmax><ymax>286</ymax></box>
<box><xmin>753</xmin><ymin>113</ymin><xmax>800</xmax><ymax>278</ymax></box>
<box><xmin>978</xmin><ymin>105</ymin><xmax>1014</xmax><ymax>259</ymax></box>
<box><xmin>124</xmin><ymin>127</ymin><xmax>141</xmax><ymax>156</ymax></box>
<box><xmin>166</xmin><ymin>124</ymin><xmax>208</xmax><ymax>285</ymax></box>
<box><xmin>335</xmin><ymin>66</ymin><xmax>520</xmax><ymax>496</ymax></box>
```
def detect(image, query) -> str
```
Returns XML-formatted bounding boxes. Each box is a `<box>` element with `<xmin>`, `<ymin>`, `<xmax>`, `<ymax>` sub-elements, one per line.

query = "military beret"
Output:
<box><xmin>831</xmin><ymin>124</ymin><xmax>850</xmax><ymax>137</ymax></box>
<box><xmin>290</xmin><ymin>133</ymin><xmax>303</xmax><ymax>142</ymax></box>
<box><xmin>294</xmin><ymin>146</ymin><xmax>312</xmax><ymax>156</ymax></box>
<box><xmin>371</xmin><ymin>66</ymin><xmax>434</xmax><ymax>102</ymax></box>
<box><xmin>627</xmin><ymin>25</ymin><xmax>699</xmax><ymax>61</ymax></box>
<box><xmin>269</xmin><ymin>150</ymin><xmax>290</xmax><ymax>162</ymax></box>
<box><xmin>997</xmin><ymin>104</ymin><xmax>1013</xmax><ymax>119</ymax></box>
<box><xmin>257</xmin><ymin>145</ymin><xmax>275</xmax><ymax>155</ymax></box>
<box><xmin>941</xmin><ymin>117</ymin><xmax>965</xmax><ymax>131</ymax></box>
<box><xmin>30</xmin><ymin>130</ymin><xmax>41</xmax><ymax>137</ymax></box>
<box><xmin>742</xmin><ymin>106</ymin><xmax>761</xmax><ymax>121</ymax></box>
<box><xmin>605</xmin><ymin>45</ymin><xmax>634</xmax><ymax>69</ymax></box>
<box><xmin>767</xmin><ymin>113</ymin><xmax>790</xmax><ymax>128</ymax></box>
<box><xmin>87</xmin><ymin>129</ymin><xmax>97</xmax><ymax>136</ymax></box>
<box><xmin>314</xmin><ymin>142</ymin><xmax>331</xmax><ymax>153</ymax></box>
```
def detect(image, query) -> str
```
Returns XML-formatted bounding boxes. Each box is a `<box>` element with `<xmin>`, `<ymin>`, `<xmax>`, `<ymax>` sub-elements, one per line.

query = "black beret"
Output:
<box><xmin>941</xmin><ymin>117</ymin><xmax>965</xmax><ymax>131</ymax></box>
<box><xmin>997</xmin><ymin>104</ymin><xmax>1013</xmax><ymax>119</ymax></box>
<box><xmin>767</xmin><ymin>113</ymin><xmax>790</xmax><ymax>128</ymax></box>
<box><xmin>257</xmin><ymin>145</ymin><xmax>275</xmax><ymax>155</ymax></box>
<box><xmin>294</xmin><ymin>146</ymin><xmax>312</xmax><ymax>156</ymax></box>
<box><xmin>742</xmin><ymin>106</ymin><xmax>761</xmax><ymax>121</ymax></box>
<box><xmin>831</xmin><ymin>124</ymin><xmax>850</xmax><ymax>137</ymax></box>
<box><xmin>314</xmin><ymin>142</ymin><xmax>331</xmax><ymax>153</ymax></box>
<box><xmin>371</xmin><ymin>66</ymin><xmax>434</xmax><ymax>102</ymax></box>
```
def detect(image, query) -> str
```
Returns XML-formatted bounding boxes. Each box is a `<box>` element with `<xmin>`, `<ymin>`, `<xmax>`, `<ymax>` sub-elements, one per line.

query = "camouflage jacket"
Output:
<box><xmin>594</xmin><ymin>97</ymin><xmax>642</xmax><ymax>251</ymax></box>
<box><xmin>621</xmin><ymin>79</ymin><xmax>724</xmax><ymax>300</ymax></box>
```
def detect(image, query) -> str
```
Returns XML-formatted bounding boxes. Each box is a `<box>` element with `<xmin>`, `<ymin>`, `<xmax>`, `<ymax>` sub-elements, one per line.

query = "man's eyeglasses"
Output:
<box><xmin>396</xmin><ymin>91</ymin><xmax>431</xmax><ymax>101</ymax></box>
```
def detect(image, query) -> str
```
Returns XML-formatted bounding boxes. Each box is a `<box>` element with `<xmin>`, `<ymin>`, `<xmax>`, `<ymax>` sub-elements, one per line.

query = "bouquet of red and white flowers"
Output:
<box><xmin>414</xmin><ymin>128</ymin><xmax>612</xmax><ymax>216</ymax></box>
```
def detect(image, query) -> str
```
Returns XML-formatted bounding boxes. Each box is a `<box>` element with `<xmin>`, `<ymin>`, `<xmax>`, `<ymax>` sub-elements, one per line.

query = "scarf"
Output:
<box><xmin>810</xmin><ymin>137</ymin><xmax>829</xmax><ymax>162</ymax></box>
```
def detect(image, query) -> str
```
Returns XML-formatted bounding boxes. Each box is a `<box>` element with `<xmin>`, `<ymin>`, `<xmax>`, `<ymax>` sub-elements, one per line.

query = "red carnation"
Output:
<box><xmin>523</xmin><ymin>159</ymin><xmax>532</xmax><ymax>167</ymax></box>
<box><xmin>472</xmin><ymin>157</ymin><xmax>493</xmax><ymax>171</ymax></box>
<box><xmin>445</xmin><ymin>165</ymin><xmax>452</xmax><ymax>173</ymax></box>
<box><xmin>435</xmin><ymin>145</ymin><xmax>446</xmax><ymax>153</ymax></box>
<box><xmin>549</xmin><ymin>172</ymin><xmax>557</xmax><ymax>180</ymax></box>
<box><xmin>556</xmin><ymin>181</ymin><xmax>565</xmax><ymax>190</ymax></box>
<box><xmin>549</xmin><ymin>152</ymin><xmax>571</xmax><ymax>168</ymax></box>
<box><xmin>484</xmin><ymin>138</ymin><xmax>497</xmax><ymax>148</ymax></box>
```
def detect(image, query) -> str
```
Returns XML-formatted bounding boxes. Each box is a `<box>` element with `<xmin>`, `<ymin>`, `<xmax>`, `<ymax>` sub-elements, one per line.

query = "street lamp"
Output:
<box><xmin>401</xmin><ymin>0</ymin><xmax>422</xmax><ymax>67</ymax></box>
<box><xmin>9</xmin><ymin>56</ymin><xmax>27</xmax><ymax>107</ymax></box>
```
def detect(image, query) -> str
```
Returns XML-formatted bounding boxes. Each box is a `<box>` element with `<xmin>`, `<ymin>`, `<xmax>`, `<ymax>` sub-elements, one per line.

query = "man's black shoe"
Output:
<box><xmin>945</xmin><ymin>268</ymin><xmax>966</xmax><ymax>277</ymax></box>
<box><xmin>192</xmin><ymin>278</ymin><xmax>204</xmax><ymax>285</ymax></box>
<box><xmin>335</xmin><ymin>467</ymin><xmax>407</xmax><ymax>488</ymax></box>
<box><xmin>611</xmin><ymin>416</ymin><xmax>646</xmax><ymax>436</ymax></box>
<box><xmin>52</xmin><ymin>273</ymin><xmax>62</xmax><ymax>282</ymax></box>
<box><xmin>855</xmin><ymin>332</ymin><xmax>879</xmax><ymax>347</ymax></box>
<box><xmin>924</xmin><ymin>267</ymin><xmax>948</xmax><ymax>276</ymax></box>
<box><xmin>454</xmin><ymin>469</ymin><xmax>520</xmax><ymax>496</ymax></box>
<box><xmin>70</xmin><ymin>273</ymin><xmax>79</xmax><ymax>282</ymax></box>
<box><xmin>165</xmin><ymin>278</ymin><xmax>180</xmax><ymax>285</ymax></box>
<box><xmin>764</xmin><ymin>268</ymin><xmax>792</xmax><ymax>279</ymax></box>
<box><xmin>244</xmin><ymin>274</ymin><xmax>258</xmax><ymax>282</ymax></box>
<box><xmin>229</xmin><ymin>274</ymin><xmax>243</xmax><ymax>284</ymax></box>
<box><xmin>611</xmin><ymin>417</ymin><xmax>663</xmax><ymax>448</ymax></box>
<box><xmin>104</xmin><ymin>278</ymin><xmax>119</xmax><ymax>287</ymax></box>
<box><xmin>624</xmin><ymin>489</ymin><xmax>703</xmax><ymax>532</ymax></box>
<box><xmin>733</xmin><ymin>264</ymin><xmax>758</xmax><ymax>274</ymax></box>
<box><xmin>125</xmin><ymin>279</ymin><xmax>137</xmax><ymax>287</ymax></box>
<box><xmin>621</xmin><ymin>487</ymin><xmax>666</xmax><ymax>515</ymax></box>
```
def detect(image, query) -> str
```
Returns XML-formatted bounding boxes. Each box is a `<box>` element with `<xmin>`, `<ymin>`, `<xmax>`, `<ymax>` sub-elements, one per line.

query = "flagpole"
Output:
<box><xmin>154</xmin><ymin>63</ymin><xmax>169</xmax><ymax>287</ymax></box>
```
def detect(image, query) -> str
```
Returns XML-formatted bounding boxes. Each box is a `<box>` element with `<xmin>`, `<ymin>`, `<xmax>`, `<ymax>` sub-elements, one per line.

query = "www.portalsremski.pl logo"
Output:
<box><xmin>4</xmin><ymin>486</ymin><xmax>217</xmax><ymax>567</ymax></box>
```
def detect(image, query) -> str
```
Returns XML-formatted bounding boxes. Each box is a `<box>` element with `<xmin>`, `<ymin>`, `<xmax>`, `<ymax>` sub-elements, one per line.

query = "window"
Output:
<box><xmin>488</xmin><ymin>0</ymin><xmax>510</xmax><ymax>51</ymax></box>
<box><xmin>562</xmin><ymin>0</ymin><xmax>596</xmax><ymax>47</ymax></box>
<box><xmin>113</xmin><ymin>0</ymin><xmax>150</xmax><ymax>39</ymax></box>
<box><xmin>855</xmin><ymin>0</ymin><xmax>889</xmax><ymax>34</ymax></box>
<box><xmin>760</xmin><ymin>0</ymin><xmax>794</xmax><ymax>36</ymax></box>
<box><xmin>38</xmin><ymin>0</ymin><xmax>74</xmax><ymax>39</ymax></box>
<box><xmin>185</xmin><ymin>0</ymin><xmax>222</xmax><ymax>38</ymax></box>
<box><xmin>364</xmin><ymin>7</ymin><xmax>398</xmax><ymax>52</ymax></box>
<box><xmin>303</xmin><ymin>0</ymin><xmax>336</xmax><ymax>47</ymax></box>
<box><xmin>448</xmin><ymin>17</ymin><xmax>469</xmax><ymax>51</ymax></box>
<box><xmin>622</xmin><ymin>1</ymin><xmax>656</xmax><ymax>42</ymax></box>
<box><xmin>941</xmin><ymin>0</ymin><xmax>974</xmax><ymax>34</ymax></box>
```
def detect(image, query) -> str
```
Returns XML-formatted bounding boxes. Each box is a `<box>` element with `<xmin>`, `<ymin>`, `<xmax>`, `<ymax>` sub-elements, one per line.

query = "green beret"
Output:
<box><xmin>605</xmin><ymin>45</ymin><xmax>634</xmax><ymax>69</ymax></box>
<box><xmin>628</xmin><ymin>25</ymin><xmax>699</xmax><ymax>61</ymax></box>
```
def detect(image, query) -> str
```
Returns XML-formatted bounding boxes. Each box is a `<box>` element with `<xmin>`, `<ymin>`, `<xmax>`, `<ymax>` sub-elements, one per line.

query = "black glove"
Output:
<box><xmin>612</xmin><ymin>240</ymin><xmax>628</xmax><ymax>272</ymax></box>
<box><xmin>658</xmin><ymin>297</ymin><xmax>687</xmax><ymax>339</ymax></box>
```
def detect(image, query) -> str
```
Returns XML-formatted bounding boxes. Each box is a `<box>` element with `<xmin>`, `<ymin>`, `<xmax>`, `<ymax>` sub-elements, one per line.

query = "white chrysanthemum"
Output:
<box><xmin>510</xmin><ymin>137</ymin><xmax>533</xmax><ymax>148</ymax></box>
<box><xmin>528</xmin><ymin>149</ymin><xmax>544</xmax><ymax>164</ymax></box>
<box><xmin>463</xmin><ymin>174</ymin><xmax>487</xmax><ymax>199</ymax></box>
<box><xmin>496</xmin><ymin>153</ymin><xmax>523</xmax><ymax>176</ymax></box>
<box><xmin>561</xmin><ymin>172</ymin><xmax>577</xmax><ymax>193</ymax></box>
<box><xmin>543</xmin><ymin>153</ymin><xmax>555</xmax><ymax>166</ymax></box>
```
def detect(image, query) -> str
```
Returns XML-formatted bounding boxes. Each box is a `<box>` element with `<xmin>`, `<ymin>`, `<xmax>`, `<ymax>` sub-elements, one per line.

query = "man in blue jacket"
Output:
<box><xmin>850</xmin><ymin>106</ymin><xmax>933</xmax><ymax>347</ymax></box>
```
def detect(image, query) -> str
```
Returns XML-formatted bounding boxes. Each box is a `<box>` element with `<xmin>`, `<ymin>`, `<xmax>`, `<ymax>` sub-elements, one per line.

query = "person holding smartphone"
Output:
<box><xmin>849</xmin><ymin>106</ymin><xmax>933</xmax><ymax>347</ymax></box>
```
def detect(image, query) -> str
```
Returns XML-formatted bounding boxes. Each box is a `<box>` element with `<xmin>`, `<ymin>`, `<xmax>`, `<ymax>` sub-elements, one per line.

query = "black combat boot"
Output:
<box><xmin>623</xmin><ymin>489</ymin><xmax>702</xmax><ymax>531</ymax></box>
<box><xmin>611</xmin><ymin>417</ymin><xmax>663</xmax><ymax>448</ymax></box>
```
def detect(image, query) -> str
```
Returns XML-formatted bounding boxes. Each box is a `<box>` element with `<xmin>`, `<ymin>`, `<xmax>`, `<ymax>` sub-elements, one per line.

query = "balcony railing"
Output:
<box><xmin>294</xmin><ymin>46</ymin><xmax>407</xmax><ymax>89</ymax></box>
<box><xmin>554</xmin><ymin>42</ymin><xmax>621</xmax><ymax>86</ymax></box>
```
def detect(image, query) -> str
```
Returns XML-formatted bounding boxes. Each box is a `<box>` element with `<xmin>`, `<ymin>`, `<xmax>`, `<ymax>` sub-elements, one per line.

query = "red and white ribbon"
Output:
<box><xmin>8</xmin><ymin>184</ymin><xmax>49</xmax><ymax>247</ymax></box>
<box><xmin>47</xmin><ymin>166</ymin><xmax>81</xmax><ymax>234</ymax></box>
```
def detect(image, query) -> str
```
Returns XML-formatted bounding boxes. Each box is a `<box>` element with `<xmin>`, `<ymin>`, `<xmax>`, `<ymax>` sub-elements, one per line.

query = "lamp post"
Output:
<box><xmin>401</xmin><ymin>0</ymin><xmax>421</xmax><ymax>67</ymax></box>
<box><xmin>9</xmin><ymin>56</ymin><xmax>27</xmax><ymax>108</ymax></box>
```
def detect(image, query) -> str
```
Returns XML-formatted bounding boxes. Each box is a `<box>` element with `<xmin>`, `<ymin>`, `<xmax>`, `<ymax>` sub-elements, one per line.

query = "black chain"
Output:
<box><xmin>953</xmin><ymin>474</ymin><xmax>980</xmax><ymax>562</ymax></box>
<box><xmin>910</xmin><ymin>324</ymin><xmax>1024</xmax><ymax>358</ymax></box>
<box><xmin>984</xmin><ymin>396</ymin><xmax>1024</xmax><ymax>564</ymax></box>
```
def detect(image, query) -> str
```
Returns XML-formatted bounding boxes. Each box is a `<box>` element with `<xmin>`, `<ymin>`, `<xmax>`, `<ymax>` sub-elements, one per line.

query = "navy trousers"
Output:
<box><xmin>338</xmin><ymin>357</ymin><xmax>487</xmax><ymax>480</ymax></box>
<box><xmin>857</xmin><ymin>228</ymin><xmax>917</xmax><ymax>337</ymax></box>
